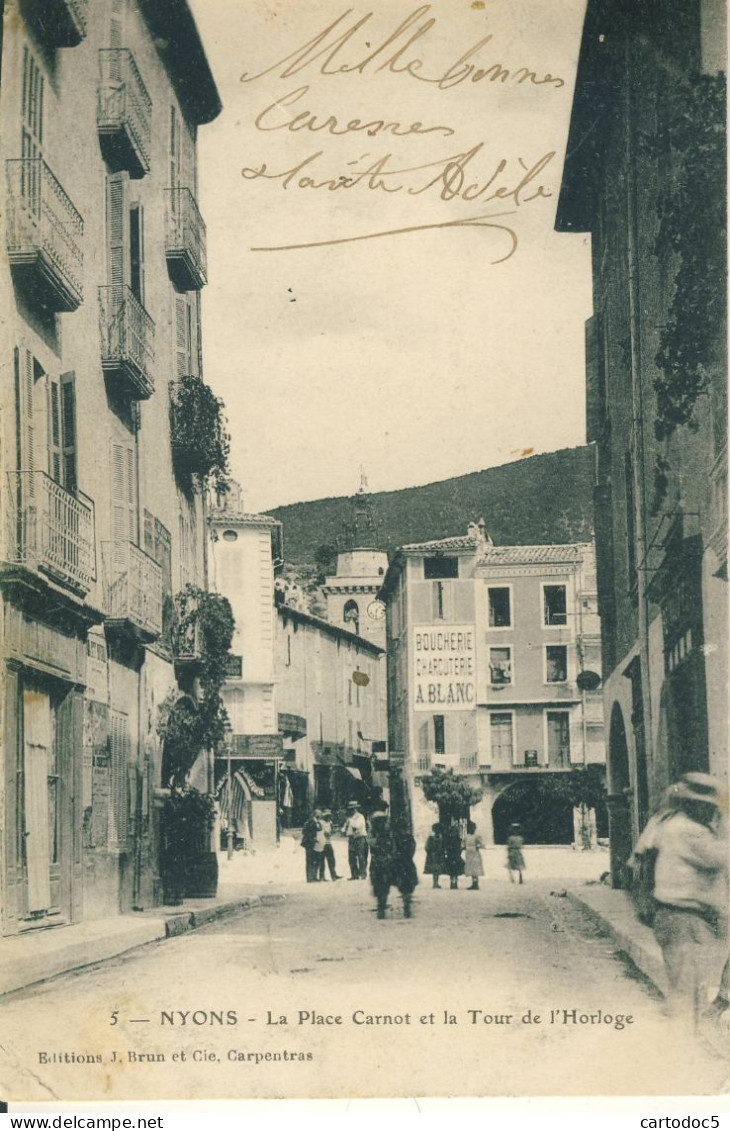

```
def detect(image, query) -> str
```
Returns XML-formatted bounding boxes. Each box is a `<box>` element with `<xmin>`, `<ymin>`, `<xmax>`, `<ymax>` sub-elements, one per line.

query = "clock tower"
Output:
<box><xmin>322</xmin><ymin>473</ymin><xmax>388</xmax><ymax>648</ymax></box>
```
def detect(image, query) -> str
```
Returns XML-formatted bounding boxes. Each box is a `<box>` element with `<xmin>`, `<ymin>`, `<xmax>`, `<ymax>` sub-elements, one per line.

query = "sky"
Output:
<box><xmin>190</xmin><ymin>0</ymin><xmax>593</xmax><ymax>514</ymax></box>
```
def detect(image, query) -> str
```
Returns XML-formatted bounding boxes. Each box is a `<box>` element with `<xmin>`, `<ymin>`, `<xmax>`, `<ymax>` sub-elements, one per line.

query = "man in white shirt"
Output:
<box><xmin>631</xmin><ymin>773</ymin><xmax>728</xmax><ymax>1030</ymax></box>
<box><xmin>341</xmin><ymin>801</ymin><xmax>369</xmax><ymax>880</ymax></box>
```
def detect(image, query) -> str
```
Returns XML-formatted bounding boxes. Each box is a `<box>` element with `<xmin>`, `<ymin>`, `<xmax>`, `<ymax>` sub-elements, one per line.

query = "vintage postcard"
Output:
<box><xmin>0</xmin><ymin>0</ymin><xmax>728</xmax><ymax>1106</ymax></box>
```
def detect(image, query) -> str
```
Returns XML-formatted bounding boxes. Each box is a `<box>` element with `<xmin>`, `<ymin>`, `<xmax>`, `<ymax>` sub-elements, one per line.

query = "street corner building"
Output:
<box><xmin>379</xmin><ymin>524</ymin><xmax>607</xmax><ymax>846</ymax></box>
<box><xmin>555</xmin><ymin>0</ymin><xmax>728</xmax><ymax>885</ymax></box>
<box><xmin>0</xmin><ymin>0</ymin><xmax>223</xmax><ymax>935</ymax></box>
<box><xmin>208</xmin><ymin>485</ymin><xmax>389</xmax><ymax>844</ymax></box>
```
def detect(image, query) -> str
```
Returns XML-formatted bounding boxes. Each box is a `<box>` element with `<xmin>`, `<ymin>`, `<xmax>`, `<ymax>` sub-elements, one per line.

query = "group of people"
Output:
<box><xmin>300</xmin><ymin>800</ymin><xmax>417</xmax><ymax>917</ymax></box>
<box><xmin>301</xmin><ymin>802</ymin><xmax>529</xmax><ymax>918</ymax></box>
<box><xmin>424</xmin><ymin>820</ymin><xmax>526</xmax><ymax>889</ymax></box>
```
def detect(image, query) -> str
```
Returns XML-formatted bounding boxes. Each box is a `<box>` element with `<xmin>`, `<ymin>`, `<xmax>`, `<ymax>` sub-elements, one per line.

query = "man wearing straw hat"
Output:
<box><xmin>630</xmin><ymin>772</ymin><xmax>728</xmax><ymax>1030</ymax></box>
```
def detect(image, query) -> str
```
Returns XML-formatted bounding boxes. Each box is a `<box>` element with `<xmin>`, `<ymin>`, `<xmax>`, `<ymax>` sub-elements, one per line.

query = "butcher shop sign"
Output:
<box><xmin>412</xmin><ymin>624</ymin><xmax>476</xmax><ymax>711</ymax></box>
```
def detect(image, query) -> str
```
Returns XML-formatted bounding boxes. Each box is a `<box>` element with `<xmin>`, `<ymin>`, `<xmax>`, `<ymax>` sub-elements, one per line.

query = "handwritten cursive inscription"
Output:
<box><xmin>255</xmin><ymin>85</ymin><xmax>455</xmax><ymax>139</ymax></box>
<box><xmin>240</xmin><ymin>5</ymin><xmax>565</xmax><ymax>92</ymax></box>
<box><xmin>240</xmin><ymin>5</ymin><xmax>564</xmax><ymax>255</ymax></box>
<box><xmin>243</xmin><ymin>146</ymin><xmax>554</xmax><ymax>255</ymax></box>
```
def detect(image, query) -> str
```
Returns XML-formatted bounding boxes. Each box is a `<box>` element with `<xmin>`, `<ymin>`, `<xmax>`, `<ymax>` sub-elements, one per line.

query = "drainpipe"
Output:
<box><xmin>625</xmin><ymin>33</ymin><xmax>655</xmax><ymax>837</ymax></box>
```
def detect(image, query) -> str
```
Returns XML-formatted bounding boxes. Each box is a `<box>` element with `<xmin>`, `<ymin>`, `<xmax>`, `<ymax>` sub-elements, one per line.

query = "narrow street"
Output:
<box><xmin>0</xmin><ymin>845</ymin><xmax>726</xmax><ymax>1102</ymax></box>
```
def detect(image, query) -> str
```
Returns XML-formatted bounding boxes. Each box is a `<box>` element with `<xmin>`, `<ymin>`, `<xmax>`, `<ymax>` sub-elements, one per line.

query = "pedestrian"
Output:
<box><xmin>341</xmin><ymin>800</ymin><xmax>369</xmax><ymax>880</ymax></box>
<box><xmin>464</xmin><ymin>820</ymin><xmax>485</xmax><ymax>890</ymax></box>
<box><xmin>318</xmin><ymin>809</ymin><xmax>341</xmax><ymax>881</ymax></box>
<box><xmin>629</xmin><ymin>773</ymin><xmax>728</xmax><ymax>1033</ymax></box>
<box><xmin>392</xmin><ymin>824</ymin><xmax>419</xmax><ymax>919</ymax></box>
<box><xmin>311</xmin><ymin>808</ymin><xmax>327</xmax><ymax>881</ymax></box>
<box><xmin>424</xmin><ymin>823</ymin><xmax>446</xmax><ymax>888</ymax></box>
<box><xmin>369</xmin><ymin>812</ymin><xmax>394</xmax><ymax>918</ymax></box>
<box><xmin>300</xmin><ymin>810</ymin><xmax>320</xmax><ymax>883</ymax></box>
<box><xmin>507</xmin><ymin>823</ymin><xmax>526</xmax><ymax>884</ymax></box>
<box><xmin>442</xmin><ymin>820</ymin><xmax>465</xmax><ymax>890</ymax></box>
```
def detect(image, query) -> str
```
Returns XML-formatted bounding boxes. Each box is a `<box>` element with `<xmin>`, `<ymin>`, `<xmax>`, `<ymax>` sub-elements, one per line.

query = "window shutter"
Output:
<box><xmin>15</xmin><ymin>348</ymin><xmax>35</xmax><ymax>491</ymax></box>
<box><xmin>106</xmin><ymin>172</ymin><xmax>129</xmax><ymax>290</ymax></box>
<box><xmin>48</xmin><ymin>378</ymin><xmax>62</xmax><ymax>484</ymax></box>
<box><xmin>175</xmin><ymin>295</ymin><xmax>189</xmax><ymax>377</ymax></box>
<box><xmin>61</xmin><ymin>374</ymin><xmax>77</xmax><ymax>495</ymax></box>
<box><xmin>109</xmin><ymin>0</ymin><xmax>125</xmax><ymax>48</ymax></box>
<box><xmin>143</xmin><ymin>508</ymin><xmax>154</xmax><ymax>557</ymax></box>
<box><xmin>109</xmin><ymin>710</ymin><xmax>130</xmax><ymax>851</ymax></box>
<box><xmin>111</xmin><ymin>440</ymin><xmax>136</xmax><ymax>546</ymax></box>
<box><xmin>155</xmin><ymin>518</ymin><xmax>172</xmax><ymax>597</ymax></box>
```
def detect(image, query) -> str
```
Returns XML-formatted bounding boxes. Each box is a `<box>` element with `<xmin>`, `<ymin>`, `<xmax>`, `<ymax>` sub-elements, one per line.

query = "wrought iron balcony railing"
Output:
<box><xmin>6</xmin><ymin>159</ymin><xmax>84</xmax><ymax>312</ymax></box>
<box><xmin>97</xmin><ymin>49</ymin><xmax>152</xmax><ymax>178</ymax></box>
<box><xmin>99</xmin><ymin>285</ymin><xmax>155</xmax><ymax>399</ymax></box>
<box><xmin>102</xmin><ymin>541</ymin><xmax>162</xmax><ymax>641</ymax></box>
<box><xmin>165</xmin><ymin>188</ymin><xmax>207</xmax><ymax>290</ymax></box>
<box><xmin>36</xmin><ymin>0</ymin><xmax>88</xmax><ymax>45</ymax></box>
<box><xmin>4</xmin><ymin>472</ymin><xmax>95</xmax><ymax>595</ymax></box>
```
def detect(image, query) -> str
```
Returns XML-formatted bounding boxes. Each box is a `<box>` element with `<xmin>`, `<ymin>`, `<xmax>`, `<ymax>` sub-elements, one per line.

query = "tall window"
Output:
<box><xmin>489</xmin><ymin>646</ymin><xmax>512</xmax><ymax>685</ymax></box>
<box><xmin>543</xmin><ymin>584</ymin><xmax>567</xmax><ymax>626</ymax></box>
<box><xmin>433</xmin><ymin>715</ymin><xmax>445</xmax><ymax>755</ymax></box>
<box><xmin>488</xmin><ymin>586</ymin><xmax>511</xmax><ymax>628</ymax></box>
<box><xmin>489</xmin><ymin>713</ymin><xmax>514</xmax><ymax>763</ymax></box>
<box><xmin>20</xmin><ymin>48</ymin><xmax>44</xmax><ymax>219</ymax></box>
<box><xmin>546</xmin><ymin>711</ymin><xmax>571</xmax><ymax>767</ymax></box>
<box><xmin>545</xmin><ymin>645</ymin><xmax>568</xmax><ymax>683</ymax></box>
<box><xmin>343</xmin><ymin>599</ymin><xmax>360</xmax><ymax>634</ymax></box>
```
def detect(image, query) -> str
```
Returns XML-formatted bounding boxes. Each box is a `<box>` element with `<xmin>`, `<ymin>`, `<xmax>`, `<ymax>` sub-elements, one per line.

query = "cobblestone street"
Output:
<box><xmin>0</xmin><ymin>844</ymin><xmax>726</xmax><ymax>1102</ymax></box>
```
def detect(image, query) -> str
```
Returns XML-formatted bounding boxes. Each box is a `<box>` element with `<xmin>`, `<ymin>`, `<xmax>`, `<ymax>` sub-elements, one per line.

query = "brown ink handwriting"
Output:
<box><xmin>240</xmin><ymin>6</ymin><xmax>565</xmax><ymax>93</ymax></box>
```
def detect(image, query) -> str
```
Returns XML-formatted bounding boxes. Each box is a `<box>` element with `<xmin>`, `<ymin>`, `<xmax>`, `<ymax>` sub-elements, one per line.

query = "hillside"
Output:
<box><xmin>270</xmin><ymin>446</ymin><xmax>596</xmax><ymax>566</ymax></box>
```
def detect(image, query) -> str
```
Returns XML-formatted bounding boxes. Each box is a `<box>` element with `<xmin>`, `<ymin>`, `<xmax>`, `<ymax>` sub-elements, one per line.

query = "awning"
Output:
<box><xmin>345</xmin><ymin>767</ymin><xmax>363</xmax><ymax>780</ymax></box>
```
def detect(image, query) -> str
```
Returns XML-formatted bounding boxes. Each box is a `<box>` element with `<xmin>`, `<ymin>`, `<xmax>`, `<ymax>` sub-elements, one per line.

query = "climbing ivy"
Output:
<box><xmin>653</xmin><ymin>73</ymin><xmax>726</xmax><ymax>441</ymax></box>
<box><xmin>169</xmin><ymin>377</ymin><xmax>231</xmax><ymax>494</ymax></box>
<box><xmin>157</xmin><ymin>586</ymin><xmax>235</xmax><ymax>788</ymax></box>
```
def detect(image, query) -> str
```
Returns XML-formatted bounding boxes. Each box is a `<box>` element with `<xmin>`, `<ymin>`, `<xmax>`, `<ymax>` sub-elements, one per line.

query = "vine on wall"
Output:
<box><xmin>157</xmin><ymin>586</ymin><xmax>235</xmax><ymax>788</ymax></box>
<box><xmin>651</xmin><ymin>72</ymin><xmax>726</xmax><ymax>508</ymax></box>
<box><xmin>170</xmin><ymin>377</ymin><xmax>231</xmax><ymax>494</ymax></box>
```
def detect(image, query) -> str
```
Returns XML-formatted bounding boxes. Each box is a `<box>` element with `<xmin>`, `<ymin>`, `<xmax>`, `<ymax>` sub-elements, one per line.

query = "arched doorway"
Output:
<box><xmin>607</xmin><ymin>701</ymin><xmax>632</xmax><ymax>888</ymax></box>
<box><xmin>492</xmin><ymin>779</ymin><xmax>574</xmax><ymax>845</ymax></box>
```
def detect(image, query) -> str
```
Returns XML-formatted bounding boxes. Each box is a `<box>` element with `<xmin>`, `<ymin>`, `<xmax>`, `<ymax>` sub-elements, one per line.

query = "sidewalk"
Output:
<box><xmin>0</xmin><ymin>883</ymin><xmax>283</xmax><ymax>1000</ymax></box>
<box><xmin>566</xmin><ymin>883</ymin><xmax>668</xmax><ymax>995</ymax></box>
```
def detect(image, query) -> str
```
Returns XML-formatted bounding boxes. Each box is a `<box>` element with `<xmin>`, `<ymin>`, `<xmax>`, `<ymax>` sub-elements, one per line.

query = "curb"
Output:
<box><xmin>0</xmin><ymin>893</ymin><xmax>286</xmax><ymax>1000</ymax></box>
<box><xmin>566</xmin><ymin>890</ymin><xmax>668</xmax><ymax>996</ymax></box>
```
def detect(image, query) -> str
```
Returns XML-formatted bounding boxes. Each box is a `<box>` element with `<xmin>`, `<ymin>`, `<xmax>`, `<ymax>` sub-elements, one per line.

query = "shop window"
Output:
<box><xmin>433</xmin><ymin>714</ymin><xmax>445</xmax><ymax>755</ymax></box>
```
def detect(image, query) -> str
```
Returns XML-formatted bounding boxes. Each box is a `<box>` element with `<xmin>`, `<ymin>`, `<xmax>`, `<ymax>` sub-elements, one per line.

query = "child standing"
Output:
<box><xmin>424</xmin><ymin>823</ymin><xmax>446</xmax><ymax>889</ymax></box>
<box><xmin>507</xmin><ymin>822</ymin><xmax>526</xmax><ymax>884</ymax></box>
<box><xmin>464</xmin><ymin>820</ymin><xmax>485</xmax><ymax>890</ymax></box>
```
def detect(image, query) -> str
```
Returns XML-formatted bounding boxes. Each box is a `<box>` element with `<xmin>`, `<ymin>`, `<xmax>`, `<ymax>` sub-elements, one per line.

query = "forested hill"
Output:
<box><xmin>269</xmin><ymin>446</ymin><xmax>596</xmax><ymax>566</ymax></box>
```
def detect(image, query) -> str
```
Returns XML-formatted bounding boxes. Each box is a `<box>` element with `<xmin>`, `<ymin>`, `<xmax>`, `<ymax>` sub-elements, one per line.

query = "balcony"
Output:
<box><xmin>35</xmin><ymin>0</ymin><xmax>89</xmax><ymax>46</ymax></box>
<box><xmin>4</xmin><ymin>472</ymin><xmax>95</xmax><ymax>596</ymax></box>
<box><xmin>6</xmin><ymin>159</ymin><xmax>83</xmax><ymax>312</ymax></box>
<box><xmin>97</xmin><ymin>49</ymin><xmax>152</xmax><ymax>178</ymax></box>
<box><xmin>99</xmin><ymin>285</ymin><xmax>155</xmax><ymax>399</ymax></box>
<box><xmin>102</xmin><ymin>541</ymin><xmax>162</xmax><ymax>642</ymax></box>
<box><xmin>165</xmin><ymin>189</ymin><xmax>207</xmax><ymax>290</ymax></box>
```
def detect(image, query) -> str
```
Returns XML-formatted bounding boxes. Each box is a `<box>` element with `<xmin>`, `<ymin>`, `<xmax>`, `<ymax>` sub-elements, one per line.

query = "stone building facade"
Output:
<box><xmin>380</xmin><ymin>527</ymin><xmax>605</xmax><ymax>844</ymax></box>
<box><xmin>556</xmin><ymin>0</ymin><xmax>727</xmax><ymax>884</ymax></box>
<box><xmin>0</xmin><ymin>0</ymin><xmax>221</xmax><ymax>934</ymax></box>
